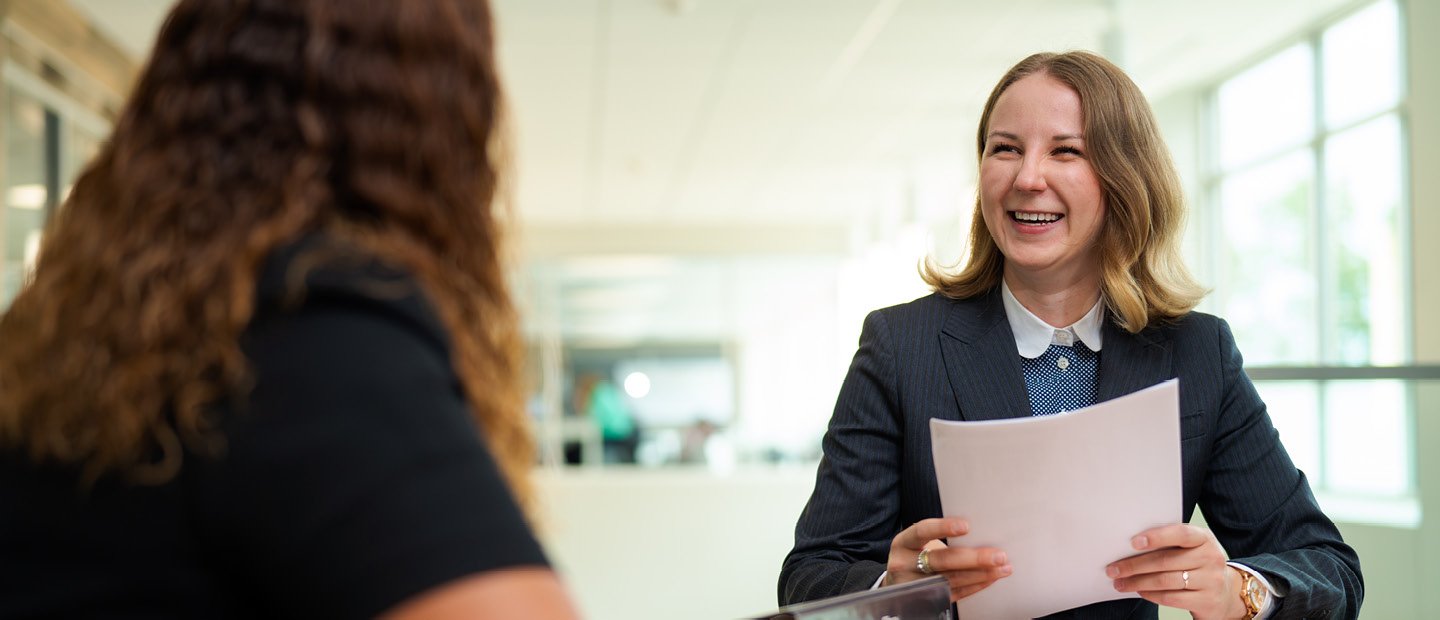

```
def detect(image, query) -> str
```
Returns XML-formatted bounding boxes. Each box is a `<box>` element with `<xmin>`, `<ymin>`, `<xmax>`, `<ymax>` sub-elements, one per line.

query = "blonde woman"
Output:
<box><xmin>780</xmin><ymin>51</ymin><xmax>1362</xmax><ymax>619</ymax></box>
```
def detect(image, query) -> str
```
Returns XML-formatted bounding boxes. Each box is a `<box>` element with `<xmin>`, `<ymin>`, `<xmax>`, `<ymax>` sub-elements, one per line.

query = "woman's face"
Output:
<box><xmin>979</xmin><ymin>73</ymin><xmax>1105</xmax><ymax>282</ymax></box>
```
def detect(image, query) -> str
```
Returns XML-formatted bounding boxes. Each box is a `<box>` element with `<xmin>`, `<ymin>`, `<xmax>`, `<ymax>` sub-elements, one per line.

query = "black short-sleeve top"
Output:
<box><xmin>0</xmin><ymin>237</ymin><xmax>547</xmax><ymax>619</ymax></box>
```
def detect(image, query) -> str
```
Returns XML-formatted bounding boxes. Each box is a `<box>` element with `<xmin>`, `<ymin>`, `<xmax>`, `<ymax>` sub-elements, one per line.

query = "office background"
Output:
<box><xmin>1</xmin><ymin>0</ymin><xmax>1435</xmax><ymax>618</ymax></box>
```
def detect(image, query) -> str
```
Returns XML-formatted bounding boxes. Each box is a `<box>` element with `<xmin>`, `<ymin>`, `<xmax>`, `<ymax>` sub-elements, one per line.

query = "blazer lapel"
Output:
<box><xmin>937</xmin><ymin>290</ymin><xmax>1033</xmax><ymax>421</ymax></box>
<box><xmin>1096</xmin><ymin>317</ymin><xmax>1174</xmax><ymax>402</ymax></box>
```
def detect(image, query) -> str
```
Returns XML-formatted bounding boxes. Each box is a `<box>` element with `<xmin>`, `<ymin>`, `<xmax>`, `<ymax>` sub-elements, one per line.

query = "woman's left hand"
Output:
<box><xmin>1106</xmin><ymin>524</ymin><xmax>1248</xmax><ymax>620</ymax></box>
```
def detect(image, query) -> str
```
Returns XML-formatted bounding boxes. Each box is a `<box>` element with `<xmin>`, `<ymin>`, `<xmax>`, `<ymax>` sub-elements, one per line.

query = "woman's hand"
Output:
<box><xmin>1107</xmin><ymin>524</ymin><xmax>1248</xmax><ymax>620</ymax></box>
<box><xmin>884</xmin><ymin>517</ymin><xmax>1012</xmax><ymax>602</ymax></box>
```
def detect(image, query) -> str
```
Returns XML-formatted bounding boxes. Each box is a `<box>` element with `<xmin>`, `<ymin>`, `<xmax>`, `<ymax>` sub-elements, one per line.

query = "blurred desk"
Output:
<box><xmin>535</xmin><ymin>412</ymin><xmax>604</xmax><ymax>466</ymax></box>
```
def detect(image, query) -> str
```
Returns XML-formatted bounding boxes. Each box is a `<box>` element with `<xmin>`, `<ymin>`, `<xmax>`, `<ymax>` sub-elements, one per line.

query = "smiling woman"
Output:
<box><xmin>924</xmin><ymin>51</ymin><xmax>1203</xmax><ymax>335</ymax></box>
<box><xmin>779</xmin><ymin>51</ymin><xmax>1362</xmax><ymax>619</ymax></box>
<box><xmin>978</xmin><ymin>73</ymin><xmax>1107</xmax><ymax>320</ymax></box>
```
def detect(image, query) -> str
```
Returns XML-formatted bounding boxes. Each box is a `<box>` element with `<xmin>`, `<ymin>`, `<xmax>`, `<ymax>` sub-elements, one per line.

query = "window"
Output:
<box><xmin>2</xmin><ymin>87</ymin><xmax>52</xmax><ymax>308</ymax></box>
<box><xmin>1</xmin><ymin>66</ymin><xmax>112</xmax><ymax>311</ymax></box>
<box><xmin>1205</xmin><ymin>0</ymin><xmax>1417</xmax><ymax>524</ymax></box>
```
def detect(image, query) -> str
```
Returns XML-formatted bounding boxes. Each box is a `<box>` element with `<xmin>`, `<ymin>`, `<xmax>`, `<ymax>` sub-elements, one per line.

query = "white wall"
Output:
<box><xmin>535</xmin><ymin>466</ymin><xmax>817</xmax><ymax>620</ymax></box>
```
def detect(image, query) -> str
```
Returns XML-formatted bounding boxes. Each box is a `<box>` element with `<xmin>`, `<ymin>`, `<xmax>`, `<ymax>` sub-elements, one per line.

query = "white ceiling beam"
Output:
<box><xmin>516</xmin><ymin>221</ymin><xmax>852</xmax><ymax>258</ymax></box>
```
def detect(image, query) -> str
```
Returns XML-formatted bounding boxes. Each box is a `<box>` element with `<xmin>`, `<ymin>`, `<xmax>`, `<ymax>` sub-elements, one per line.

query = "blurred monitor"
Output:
<box><xmin>745</xmin><ymin>576</ymin><xmax>951</xmax><ymax>620</ymax></box>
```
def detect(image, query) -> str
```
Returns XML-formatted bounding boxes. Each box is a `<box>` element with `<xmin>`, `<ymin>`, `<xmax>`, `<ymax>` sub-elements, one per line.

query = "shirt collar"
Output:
<box><xmin>1000</xmin><ymin>280</ymin><xmax>1105</xmax><ymax>359</ymax></box>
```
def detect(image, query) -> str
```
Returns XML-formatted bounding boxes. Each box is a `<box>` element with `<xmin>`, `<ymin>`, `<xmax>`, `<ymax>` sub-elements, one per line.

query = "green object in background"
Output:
<box><xmin>589</xmin><ymin>380</ymin><xmax>634</xmax><ymax>440</ymax></box>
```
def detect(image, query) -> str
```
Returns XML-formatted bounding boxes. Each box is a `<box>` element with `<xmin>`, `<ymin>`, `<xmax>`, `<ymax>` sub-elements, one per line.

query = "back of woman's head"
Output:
<box><xmin>0</xmin><ymin>0</ymin><xmax>532</xmax><ymax>504</ymax></box>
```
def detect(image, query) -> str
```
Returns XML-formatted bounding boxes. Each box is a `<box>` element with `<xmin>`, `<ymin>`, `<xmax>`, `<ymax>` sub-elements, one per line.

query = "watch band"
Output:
<box><xmin>1238</xmin><ymin>569</ymin><xmax>1264</xmax><ymax>619</ymax></box>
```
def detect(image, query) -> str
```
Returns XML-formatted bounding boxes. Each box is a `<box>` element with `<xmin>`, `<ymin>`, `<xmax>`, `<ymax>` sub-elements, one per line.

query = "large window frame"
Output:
<box><xmin>1</xmin><ymin>61</ymin><xmax>112</xmax><ymax>310</ymax></box>
<box><xmin>1199</xmin><ymin>0</ymin><xmax>1437</xmax><ymax>526</ymax></box>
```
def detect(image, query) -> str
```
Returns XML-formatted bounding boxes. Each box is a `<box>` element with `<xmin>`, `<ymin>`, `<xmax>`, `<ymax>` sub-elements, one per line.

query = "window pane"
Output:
<box><xmin>1324</xmin><ymin>380</ymin><xmax>1408</xmax><ymax>495</ymax></box>
<box><xmin>3</xmin><ymin>88</ymin><xmax>49</xmax><ymax>310</ymax></box>
<box><xmin>1322</xmin><ymin>0</ymin><xmax>1401</xmax><ymax>129</ymax></box>
<box><xmin>1217</xmin><ymin>151</ymin><xmax>1316</xmax><ymax>364</ymax></box>
<box><xmin>1217</xmin><ymin>44</ymin><xmax>1314</xmax><ymax>171</ymax></box>
<box><xmin>1324</xmin><ymin>114</ymin><xmax>1405</xmax><ymax>365</ymax></box>
<box><xmin>1254</xmin><ymin>381</ymin><xmax>1320</xmax><ymax>481</ymax></box>
<box><xmin>64</xmin><ymin>125</ymin><xmax>103</xmax><ymax>203</ymax></box>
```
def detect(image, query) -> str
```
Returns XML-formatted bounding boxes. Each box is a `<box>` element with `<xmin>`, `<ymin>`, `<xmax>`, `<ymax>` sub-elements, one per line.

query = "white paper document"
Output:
<box><xmin>929</xmin><ymin>379</ymin><xmax>1182</xmax><ymax>619</ymax></box>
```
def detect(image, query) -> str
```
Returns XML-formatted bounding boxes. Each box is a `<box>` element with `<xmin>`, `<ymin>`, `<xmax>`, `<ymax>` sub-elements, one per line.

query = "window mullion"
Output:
<box><xmin>1396</xmin><ymin>0</ymin><xmax>1417</xmax><ymax>496</ymax></box>
<box><xmin>1202</xmin><ymin>90</ymin><xmax>1221</xmax><ymax>300</ymax></box>
<box><xmin>1310</xmin><ymin>33</ymin><xmax>1332</xmax><ymax>492</ymax></box>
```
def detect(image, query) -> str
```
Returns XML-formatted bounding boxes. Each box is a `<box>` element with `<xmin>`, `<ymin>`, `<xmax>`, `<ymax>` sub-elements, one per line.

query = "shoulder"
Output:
<box><xmin>864</xmin><ymin>289</ymin><xmax>1002</xmax><ymax>347</ymax></box>
<box><xmin>1148</xmin><ymin>310</ymin><xmax>1232</xmax><ymax>345</ymax></box>
<box><xmin>1136</xmin><ymin>310</ymin><xmax>1242</xmax><ymax>368</ymax></box>
<box><xmin>854</xmin><ymin>292</ymin><xmax>950</xmax><ymax>347</ymax></box>
<box><xmin>192</xmin><ymin>237</ymin><xmax>545</xmax><ymax>617</ymax></box>
<box><xmin>1122</xmin><ymin>308</ymin><xmax>1224</xmax><ymax>342</ymax></box>
<box><xmin>869</xmin><ymin>291</ymin><xmax>972</xmax><ymax>329</ymax></box>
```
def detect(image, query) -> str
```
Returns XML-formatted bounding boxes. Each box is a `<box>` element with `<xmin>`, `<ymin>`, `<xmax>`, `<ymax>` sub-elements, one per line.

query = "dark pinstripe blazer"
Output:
<box><xmin>779</xmin><ymin>290</ymin><xmax>1363</xmax><ymax>619</ymax></box>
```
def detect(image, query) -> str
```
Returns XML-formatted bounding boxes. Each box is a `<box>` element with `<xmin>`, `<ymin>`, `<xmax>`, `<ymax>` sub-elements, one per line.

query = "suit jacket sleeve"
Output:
<box><xmin>778</xmin><ymin>309</ymin><xmax>904</xmax><ymax>605</ymax></box>
<box><xmin>1199</xmin><ymin>319</ymin><xmax>1363</xmax><ymax>619</ymax></box>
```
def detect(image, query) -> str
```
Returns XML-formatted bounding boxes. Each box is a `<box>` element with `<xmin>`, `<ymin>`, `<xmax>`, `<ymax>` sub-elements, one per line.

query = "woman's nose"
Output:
<box><xmin>1013</xmin><ymin>156</ymin><xmax>1047</xmax><ymax>193</ymax></box>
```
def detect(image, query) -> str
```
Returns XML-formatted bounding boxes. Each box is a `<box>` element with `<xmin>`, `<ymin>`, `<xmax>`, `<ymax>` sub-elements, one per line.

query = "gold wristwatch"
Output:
<box><xmin>1238</xmin><ymin>569</ymin><xmax>1264</xmax><ymax>619</ymax></box>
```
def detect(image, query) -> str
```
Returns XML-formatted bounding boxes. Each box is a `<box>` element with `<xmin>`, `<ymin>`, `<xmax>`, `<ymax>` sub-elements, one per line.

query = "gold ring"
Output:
<box><xmin>1181</xmin><ymin>570</ymin><xmax>1190</xmax><ymax>590</ymax></box>
<box><xmin>917</xmin><ymin>548</ymin><xmax>935</xmax><ymax>575</ymax></box>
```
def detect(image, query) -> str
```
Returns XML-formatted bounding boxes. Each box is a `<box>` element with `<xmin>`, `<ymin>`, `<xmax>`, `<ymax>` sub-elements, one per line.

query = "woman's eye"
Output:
<box><xmin>1054</xmin><ymin>146</ymin><xmax>1083</xmax><ymax>157</ymax></box>
<box><xmin>989</xmin><ymin>144</ymin><xmax>1019</xmax><ymax>155</ymax></box>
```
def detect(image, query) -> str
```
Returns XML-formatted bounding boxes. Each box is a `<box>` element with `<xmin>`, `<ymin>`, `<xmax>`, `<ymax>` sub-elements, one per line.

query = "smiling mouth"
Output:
<box><xmin>1009</xmin><ymin>211</ymin><xmax>1063</xmax><ymax>224</ymax></box>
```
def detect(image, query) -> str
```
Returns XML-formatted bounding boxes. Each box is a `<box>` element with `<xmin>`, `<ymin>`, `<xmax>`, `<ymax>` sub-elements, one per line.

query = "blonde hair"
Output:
<box><xmin>922</xmin><ymin>51</ymin><xmax>1205</xmax><ymax>332</ymax></box>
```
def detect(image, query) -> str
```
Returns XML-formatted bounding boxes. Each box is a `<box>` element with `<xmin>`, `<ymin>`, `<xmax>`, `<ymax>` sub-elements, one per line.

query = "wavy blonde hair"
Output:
<box><xmin>922</xmin><ymin>51</ymin><xmax>1205</xmax><ymax>332</ymax></box>
<box><xmin>0</xmin><ymin>0</ymin><xmax>534</xmax><ymax>509</ymax></box>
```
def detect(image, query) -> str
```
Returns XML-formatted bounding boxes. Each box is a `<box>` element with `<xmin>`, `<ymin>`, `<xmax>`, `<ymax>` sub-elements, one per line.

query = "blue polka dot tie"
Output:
<box><xmin>1022</xmin><ymin>338</ymin><xmax>1100</xmax><ymax>416</ymax></box>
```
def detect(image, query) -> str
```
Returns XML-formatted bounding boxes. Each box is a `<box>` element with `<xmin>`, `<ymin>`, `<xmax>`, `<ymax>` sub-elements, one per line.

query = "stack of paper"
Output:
<box><xmin>929</xmin><ymin>379</ymin><xmax>1182</xmax><ymax>619</ymax></box>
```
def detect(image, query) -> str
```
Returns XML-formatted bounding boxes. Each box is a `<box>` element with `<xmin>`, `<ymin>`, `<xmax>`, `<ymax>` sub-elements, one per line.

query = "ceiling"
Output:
<box><xmin>66</xmin><ymin>0</ymin><xmax>1364</xmax><ymax>343</ymax></box>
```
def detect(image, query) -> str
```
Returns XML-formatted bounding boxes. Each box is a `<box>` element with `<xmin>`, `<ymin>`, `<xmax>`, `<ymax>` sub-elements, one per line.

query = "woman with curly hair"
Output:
<box><xmin>0</xmin><ymin>0</ymin><xmax>578</xmax><ymax>618</ymax></box>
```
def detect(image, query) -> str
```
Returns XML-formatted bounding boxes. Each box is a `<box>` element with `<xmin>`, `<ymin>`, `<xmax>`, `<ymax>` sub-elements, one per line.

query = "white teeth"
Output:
<box><xmin>1012</xmin><ymin>211</ymin><xmax>1060</xmax><ymax>222</ymax></box>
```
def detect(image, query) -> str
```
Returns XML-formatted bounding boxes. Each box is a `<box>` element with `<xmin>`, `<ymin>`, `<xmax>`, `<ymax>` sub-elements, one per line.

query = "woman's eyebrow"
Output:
<box><xmin>986</xmin><ymin>131</ymin><xmax>1085</xmax><ymax>141</ymax></box>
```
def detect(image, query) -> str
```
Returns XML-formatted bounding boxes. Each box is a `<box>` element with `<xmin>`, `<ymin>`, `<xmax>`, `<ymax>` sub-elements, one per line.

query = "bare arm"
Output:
<box><xmin>383</xmin><ymin>568</ymin><xmax>581</xmax><ymax>620</ymax></box>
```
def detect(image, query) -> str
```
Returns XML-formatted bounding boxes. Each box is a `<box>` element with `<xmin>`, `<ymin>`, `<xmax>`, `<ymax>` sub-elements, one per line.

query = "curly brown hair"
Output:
<box><xmin>0</xmin><ymin>0</ymin><xmax>533</xmax><ymax>508</ymax></box>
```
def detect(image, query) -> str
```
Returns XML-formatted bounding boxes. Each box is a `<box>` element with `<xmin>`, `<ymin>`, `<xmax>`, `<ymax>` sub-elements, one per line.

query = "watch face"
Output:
<box><xmin>1243</xmin><ymin>573</ymin><xmax>1264</xmax><ymax>609</ymax></box>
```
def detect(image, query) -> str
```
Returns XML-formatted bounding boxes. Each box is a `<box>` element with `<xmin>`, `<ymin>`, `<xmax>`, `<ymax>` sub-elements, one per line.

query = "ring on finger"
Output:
<box><xmin>917</xmin><ymin>548</ymin><xmax>935</xmax><ymax>575</ymax></box>
<box><xmin>1181</xmin><ymin>570</ymin><xmax>1190</xmax><ymax>590</ymax></box>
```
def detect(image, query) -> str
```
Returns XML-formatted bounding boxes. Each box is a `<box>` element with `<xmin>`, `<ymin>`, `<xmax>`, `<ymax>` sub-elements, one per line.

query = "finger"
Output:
<box><xmin>895</xmin><ymin>518</ymin><xmax>969</xmax><ymax>550</ymax></box>
<box><xmin>949</xmin><ymin>579</ymin><xmax>1000</xmax><ymax>603</ymax></box>
<box><xmin>940</xmin><ymin>565</ymin><xmax>1012</xmax><ymax>591</ymax></box>
<box><xmin>1136</xmin><ymin>589</ymin><xmax>1210</xmax><ymax>613</ymax></box>
<box><xmin>1112</xmin><ymin>569</ymin><xmax>1193</xmax><ymax>593</ymax></box>
<box><xmin>1106</xmin><ymin>547</ymin><xmax>1186</xmax><ymax>579</ymax></box>
<box><xmin>1130</xmin><ymin>524</ymin><xmax>1208</xmax><ymax>551</ymax></box>
<box><xmin>928</xmin><ymin>546</ymin><xmax>1009</xmax><ymax>573</ymax></box>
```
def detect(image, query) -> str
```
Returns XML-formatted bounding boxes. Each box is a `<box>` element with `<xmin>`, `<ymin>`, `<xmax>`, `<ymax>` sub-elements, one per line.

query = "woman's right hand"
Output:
<box><xmin>884</xmin><ymin>517</ymin><xmax>1012</xmax><ymax>602</ymax></box>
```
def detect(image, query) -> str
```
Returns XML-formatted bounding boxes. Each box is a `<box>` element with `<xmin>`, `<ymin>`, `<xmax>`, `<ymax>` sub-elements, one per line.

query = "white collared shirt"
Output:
<box><xmin>1000</xmin><ymin>280</ymin><xmax>1105</xmax><ymax>358</ymax></box>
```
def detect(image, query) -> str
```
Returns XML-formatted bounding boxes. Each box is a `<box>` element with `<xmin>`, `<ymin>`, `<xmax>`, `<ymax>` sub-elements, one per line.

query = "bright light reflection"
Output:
<box><xmin>6</xmin><ymin>184</ymin><xmax>46</xmax><ymax>210</ymax></box>
<box><xmin>623</xmin><ymin>371</ymin><xmax>651</xmax><ymax>398</ymax></box>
